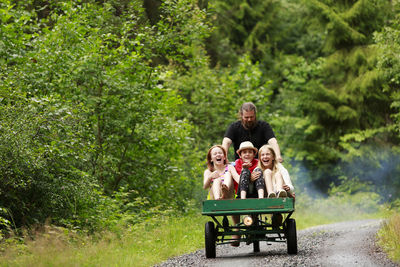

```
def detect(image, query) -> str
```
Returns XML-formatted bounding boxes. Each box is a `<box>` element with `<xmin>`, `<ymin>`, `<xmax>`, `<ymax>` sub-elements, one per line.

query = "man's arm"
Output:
<box><xmin>268</xmin><ymin>137</ymin><xmax>283</xmax><ymax>163</ymax></box>
<box><xmin>222</xmin><ymin>137</ymin><xmax>232</xmax><ymax>159</ymax></box>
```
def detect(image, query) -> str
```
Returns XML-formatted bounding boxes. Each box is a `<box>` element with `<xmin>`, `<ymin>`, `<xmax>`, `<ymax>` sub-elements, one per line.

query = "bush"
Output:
<box><xmin>0</xmin><ymin>95</ymin><xmax>95</xmax><ymax>228</ymax></box>
<box><xmin>378</xmin><ymin>213</ymin><xmax>400</xmax><ymax>264</ymax></box>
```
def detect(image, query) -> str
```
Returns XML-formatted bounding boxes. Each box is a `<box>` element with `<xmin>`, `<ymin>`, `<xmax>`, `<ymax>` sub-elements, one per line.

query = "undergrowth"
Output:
<box><xmin>378</xmin><ymin>213</ymin><xmax>400</xmax><ymax>264</ymax></box>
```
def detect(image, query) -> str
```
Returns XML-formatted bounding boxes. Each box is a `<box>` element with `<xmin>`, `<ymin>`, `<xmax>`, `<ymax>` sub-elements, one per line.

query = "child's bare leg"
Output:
<box><xmin>221</xmin><ymin>184</ymin><xmax>229</xmax><ymax>199</ymax></box>
<box><xmin>263</xmin><ymin>169</ymin><xmax>275</xmax><ymax>197</ymax></box>
<box><xmin>257</xmin><ymin>189</ymin><xmax>264</xmax><ymax>198</ymax></box>
<box><xmin>274</xmin><ymin>172</ymin><xmax>284</xmax><ymax>191</ymax></box>
<box><xmin>274</xmin><ymin>173</ymin><xmax>287</xmax><ymax>197</ymax></box>
<box><xmin>212</xmin><ymin>178</ymin><xmax>222</xmax><ymax>200</ymax></box>
<box><xmin>221</xmin><ymin>173</ymin><xmax>232</xmax><ymax>199</ymax></box>
<box><xmin>223</xmin><ymin>172</ymin><xmax>232</xmax><ymax>189</ymax></box>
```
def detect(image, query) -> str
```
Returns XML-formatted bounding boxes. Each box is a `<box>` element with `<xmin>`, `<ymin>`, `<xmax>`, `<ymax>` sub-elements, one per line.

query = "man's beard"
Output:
<box><xmin>242</xmin><ymin>120</ymin><xmax>256</xmax><ymax>130</ymax></box>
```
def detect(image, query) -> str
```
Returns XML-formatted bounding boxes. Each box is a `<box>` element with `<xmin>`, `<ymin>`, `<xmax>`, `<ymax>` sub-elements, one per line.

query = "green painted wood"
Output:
<box><xmin>202</xmin><ymin>198</ymin><xmax>294</xmax><ymax>216</ymax></box>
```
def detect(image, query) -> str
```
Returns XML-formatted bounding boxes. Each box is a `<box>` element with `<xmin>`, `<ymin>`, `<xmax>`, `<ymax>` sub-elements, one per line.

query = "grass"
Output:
<box><xmin>0</xmin><ymin>212</ymin><xmax>209</xmax><ymax>267</ymax></box>
<box><xmin>0</xmin><ymin>193</ymin><xmax>391</xmax><ymax>267</ymax></box>
<box><xmin>378</xmin><ymin>213</ymin><xmax>400</xmax><ymax>264</ymax></box>
<box><xmin>295</xmin><ymin>191</ymin><xmax>388</xmax><ymax>229</ymax></box>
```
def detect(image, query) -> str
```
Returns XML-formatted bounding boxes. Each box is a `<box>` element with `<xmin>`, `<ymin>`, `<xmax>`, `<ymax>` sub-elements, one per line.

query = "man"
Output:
<box><xmin>222</xmin><ymin>102</ymin><xmax>283</xmax><ymax>162</ymax></box>
<box><xmin>222</xmin><ymin>102</ymin><xmax>285</xmax><ymax>247</ymax></box>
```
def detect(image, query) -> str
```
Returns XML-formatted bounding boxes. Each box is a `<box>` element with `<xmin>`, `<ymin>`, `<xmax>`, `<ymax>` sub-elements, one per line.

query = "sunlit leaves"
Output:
<box><xmin>0</xmin><ymin>0</ymin><xmax>211</xmax><ymax>229</ymax></box>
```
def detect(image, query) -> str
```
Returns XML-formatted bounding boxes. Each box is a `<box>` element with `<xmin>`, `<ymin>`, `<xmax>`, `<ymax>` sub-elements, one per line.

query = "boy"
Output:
<box><xmin>234</xmin><ymin>141</ymin><xmax>265</xmax><ymax>199</ymax></box>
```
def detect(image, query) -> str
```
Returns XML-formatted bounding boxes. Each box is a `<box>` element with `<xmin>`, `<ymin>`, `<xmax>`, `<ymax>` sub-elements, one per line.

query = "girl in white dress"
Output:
<box><xmin>258</xmin><ymin>145</ymin><xmax>294</xmax><ymax>198</ymax></box>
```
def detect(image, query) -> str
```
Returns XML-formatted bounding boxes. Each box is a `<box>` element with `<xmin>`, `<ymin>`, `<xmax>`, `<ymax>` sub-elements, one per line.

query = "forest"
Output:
<box><xmin>1</xmin><ymin>0</ymin><xmax>400</xmax><ymax>237</ymax></box>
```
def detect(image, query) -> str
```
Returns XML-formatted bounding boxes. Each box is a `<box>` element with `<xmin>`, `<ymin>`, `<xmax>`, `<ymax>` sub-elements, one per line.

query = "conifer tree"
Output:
<box><xmin>206</xmin><ymin>0</ymin><xmax>283</xmax><ymax>66</ymax></box>
<box><xmin>276</xmin><ymin>0</ymin><xmax>397</xmax><ymax>192</ymax></box>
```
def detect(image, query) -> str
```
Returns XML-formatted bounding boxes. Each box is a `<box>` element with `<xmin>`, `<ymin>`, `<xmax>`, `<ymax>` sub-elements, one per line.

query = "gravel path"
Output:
<box><xmin>156</xmin><ymin>219</ymin><xmax>398</xmax><ymax>267</ymax></box>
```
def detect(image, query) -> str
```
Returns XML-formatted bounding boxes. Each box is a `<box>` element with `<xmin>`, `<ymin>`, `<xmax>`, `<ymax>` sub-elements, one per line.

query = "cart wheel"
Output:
<box><xmin>286</xmin><ymin>218</ymin><xmax>297</xmax><ymax>254</ymax></box>
<box><xmin>205</xmin><ymin>221</ymin><xmax>216</xmax><ymax>258</ymax></box>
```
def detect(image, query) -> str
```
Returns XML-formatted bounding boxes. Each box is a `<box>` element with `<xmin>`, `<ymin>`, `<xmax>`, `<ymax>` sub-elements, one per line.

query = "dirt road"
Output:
<box><xmin>157</xmin><ymin>219</ymin><xmax>398</xmax><ymax>267</ymax></box>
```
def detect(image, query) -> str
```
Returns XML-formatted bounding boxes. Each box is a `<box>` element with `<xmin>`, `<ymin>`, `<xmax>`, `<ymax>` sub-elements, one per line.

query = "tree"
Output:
<box><xmin>274</xmin><ymin>0</ymin><xmax>398</xmax><ymax>194</ymax></box>
<box><xmin>0</xmin><ymin>0</ymin><xmax>210</xmax><ymax>229</ymax></box>
<box><xmin>205</xmin><ymin>0</ymin><xmax>283</xmax><ymax>66</ymax></box>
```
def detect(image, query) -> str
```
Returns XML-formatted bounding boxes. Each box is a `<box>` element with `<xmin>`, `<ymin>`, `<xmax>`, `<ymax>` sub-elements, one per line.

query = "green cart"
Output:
<box><xmin>202</xmin><ymin>198</ymin><xmax>297</xmax><ymax>258</ymax></box>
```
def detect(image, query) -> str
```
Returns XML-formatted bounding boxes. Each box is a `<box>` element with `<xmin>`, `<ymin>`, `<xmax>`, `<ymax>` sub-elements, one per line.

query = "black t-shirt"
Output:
<box><xmin>224</xmin><ymin>120</ymin><xmax>275</xmax><ymax>159</ymax></box>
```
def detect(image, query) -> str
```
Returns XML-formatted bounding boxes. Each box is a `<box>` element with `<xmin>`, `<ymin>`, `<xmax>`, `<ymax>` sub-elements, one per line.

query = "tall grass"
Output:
<box><xmin>0</xmin><ymin>212</ymin><xmax>208</xmax><ymax>267</ymax></box>
<box><xmin>0</xmin><ymin>193</ymin><xmax>389</xmax><ymax>267</ymax></box>
<box><xmin>378</xmin><ymin>213</ymin><xmax>400</xmax><ymax>264</ymax></box>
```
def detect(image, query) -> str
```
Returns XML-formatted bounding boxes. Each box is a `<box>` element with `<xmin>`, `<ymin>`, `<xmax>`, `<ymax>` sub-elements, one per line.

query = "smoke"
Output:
<box><xmin>286</xmin><ymin>144</ymin><xmax>400</xmax><ymax>200</ymax></box>
<box><xmin>341</xmin><ymin>145</ymin><xmax>400</xmax><ymax>201</ymax></box>
<box><xmin>284</xmin><ymin>146</ymin><xmax>400</xmax><ymax>223</ymax></box>
<box><xmin>287</xmin><ymin>161</ymin><xmax>326</xmax><ymax>199</ymax></box>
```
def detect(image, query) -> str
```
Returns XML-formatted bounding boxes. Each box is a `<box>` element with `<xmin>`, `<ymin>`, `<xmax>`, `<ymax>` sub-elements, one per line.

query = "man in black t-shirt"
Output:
<box><xmin>222</xmin><ymin>102</ymin><xmax>284</xmax><ymax>246</ymax></box>
<box><xmin>222</xmin><ymin>102</ymin><xmax>283</xmax><ymax>162</ymax></box>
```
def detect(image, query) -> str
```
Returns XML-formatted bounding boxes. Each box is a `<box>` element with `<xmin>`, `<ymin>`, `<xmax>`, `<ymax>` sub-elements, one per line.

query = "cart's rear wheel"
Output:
<box><xmin>205</xmin><ymin>221</ymin><xmax>216</xmax><ymax>258</ymax></box>
<box><xmin>286</xmin><ymin>218</ymin><xmax>297</xmax><ymax>254</ymax></box>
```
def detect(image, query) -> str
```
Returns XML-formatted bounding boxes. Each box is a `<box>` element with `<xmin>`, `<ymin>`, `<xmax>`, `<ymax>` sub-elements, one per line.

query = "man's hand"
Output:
<box><xmin>222</xmin><ymin>137</ymin><xmax>232</xmax><ymax>161</ymax></box>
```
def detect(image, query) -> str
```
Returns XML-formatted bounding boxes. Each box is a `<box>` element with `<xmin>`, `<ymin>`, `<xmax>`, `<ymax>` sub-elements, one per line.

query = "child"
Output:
<box><xmin>234</xmin><ymin>141</ymin><xmax>265</xmax><ymax>199</ymax></box>
<box><xmin>203</xmin><ymin>145</ymin><xmax>234</xmax><ymax>200</ymax></box>
<box><xmin>258</xmin><ymin>145</ymin><xmax>294</xmax><ymax>198</ymax></box>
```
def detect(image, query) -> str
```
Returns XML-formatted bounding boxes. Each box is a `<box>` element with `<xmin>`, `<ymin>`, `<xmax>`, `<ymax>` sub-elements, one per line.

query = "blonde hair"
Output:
<box><xmin>258</xmin><ymin>145</ymin><xmax>278</xmax><ymax>173</ymax></box>
<box><xmin>206</xmin><ymin>145</ymin><xmax>227</xmax><ymax>171</ymax></box>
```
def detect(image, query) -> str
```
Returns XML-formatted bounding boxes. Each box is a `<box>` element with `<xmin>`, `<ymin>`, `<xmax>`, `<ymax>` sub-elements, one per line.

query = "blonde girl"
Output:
<box><xmin>258</xmin><ymin>145</ymin><xmax>294</xmax><ymax>198</ymax></box>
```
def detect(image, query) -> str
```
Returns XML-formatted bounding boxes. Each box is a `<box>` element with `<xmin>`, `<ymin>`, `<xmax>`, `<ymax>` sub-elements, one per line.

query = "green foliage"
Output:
<box><xmin>375</xmin><ymin>12</ymin><xmax>400</xmax><ymax>138</ymax></box>
<box><xmin>272</xmin><ymin>1</ymin><xmax>399</xmax><ymax>193</ymax></box>
<box><xmin>0</xmin><ymin>92</ymin><xmax>96</xmax><ymax>227</ymax></box>
<box><xmin>0</xmin><ymin>208</ymin><xmax>13</xmax><ymax>241</ymax></box>
<box><xmin>206</xmin><ymin>0</ymin><xmax>285</xmax><ymax>66</ymax></box>
<box><xmin>0</xmin><ymin>0</ymin><xmax>209</xmax><ymax>231</ymax></box>
<box><xmin>165</xmin><ymin>54</ymin><xmax>273</xmax><ymax>155</ymax></box>
<box><xmin>329</xmin><ymin>176</ymin><xmax>373</xmax><ymax>195</ymax></box>
<box><xmin>305</xmin><ymin>0</ymin><xmax>391</xmax><ymax>52</ymax></box>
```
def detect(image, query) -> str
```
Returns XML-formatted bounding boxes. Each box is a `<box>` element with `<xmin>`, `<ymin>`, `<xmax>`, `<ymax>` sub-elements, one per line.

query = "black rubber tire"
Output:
<box><xmin>286</xmin><ymin>218</ymin><xmax>298</xmax><ymax>254</ymax></box>
<box><xmin>205</xmin><ymin>221</ymin><xmax>216</xmax><ymax>258</ymax></box>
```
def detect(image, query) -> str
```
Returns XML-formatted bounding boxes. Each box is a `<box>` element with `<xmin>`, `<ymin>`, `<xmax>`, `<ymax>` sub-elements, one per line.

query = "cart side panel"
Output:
<box><xmin>202</xmin><ymin>198</ymin><xmax>294</xmax><ymax>216</ymax></box>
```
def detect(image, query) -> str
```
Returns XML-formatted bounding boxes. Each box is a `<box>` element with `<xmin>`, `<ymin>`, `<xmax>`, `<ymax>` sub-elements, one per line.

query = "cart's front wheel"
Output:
<box><xmin>286</xmin><ymin>218</ymin><xmax>298</xmax><ymax>254</ymax></box>
<box><xmin>205</xmin><ymin>221</ymin><xmax>216</xmax><ymax>258</ymax></box>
